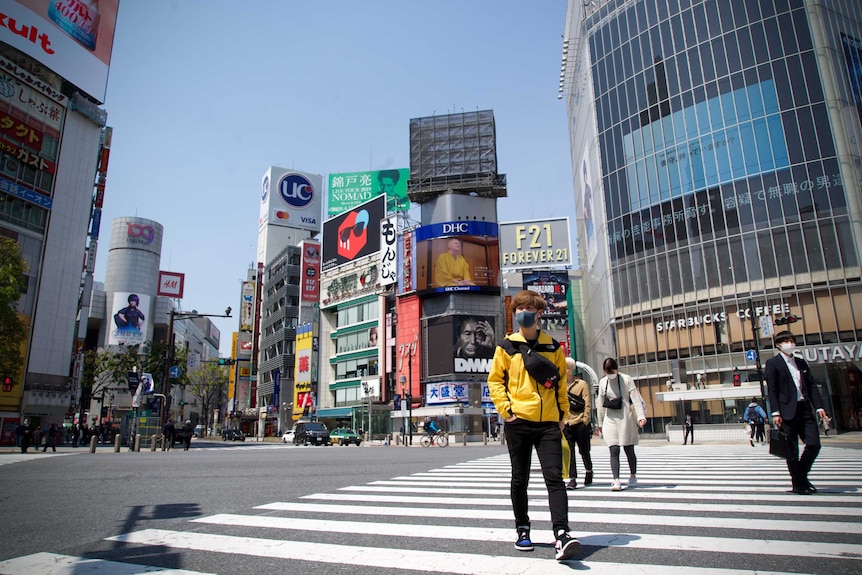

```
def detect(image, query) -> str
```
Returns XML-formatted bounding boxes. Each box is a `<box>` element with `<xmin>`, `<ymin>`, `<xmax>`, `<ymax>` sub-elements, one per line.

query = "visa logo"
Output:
<box><xmin>301</xmin><ymin>217</ymin><xmax>317</xmax><ymax>224</ymax></box>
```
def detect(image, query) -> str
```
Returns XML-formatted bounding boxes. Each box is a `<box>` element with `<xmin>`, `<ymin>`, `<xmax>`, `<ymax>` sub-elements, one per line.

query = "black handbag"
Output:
<box><xmin>568</xmin><ymin>391</ymin><xmax>586</xmax><ymax>413</ymax></box>
<box><xmin>603</xmin><ymin>395</ymin><xmax>623</xmax><ymax>409</ymax></box>
<box><xmin>769</xmin><ymin>426</ymin><xmax>791</xmax><ymax>459</ymax></box>
<box><xmin>518</xmin><ymin>344</ymin><xmax>561</xmax><ymax>389</ymax></box>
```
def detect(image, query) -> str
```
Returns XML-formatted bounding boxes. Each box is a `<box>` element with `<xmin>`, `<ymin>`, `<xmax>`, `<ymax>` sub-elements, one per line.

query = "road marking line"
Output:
<box><xmin>255</xmin><ymin>501</ymin><xmax>862</xmax><ymax>534</ymax></box>
<box><xmin>343</xmin><ymin>484</ymin><xmax>860</xmax><ymax>502</ymax></box>
<box><xmin>0</xmin><ymin>552</ymin><xmax>217</xmax><ymax>574</ymax></box>
<box><xmin>193</xmin><ymin>513</ymin><xmax>862</xmax><ymax>560</ymax></box>
<box><xmin>304</xmin><ymin>491</ymin><xmax>862</xmax><ymax>516</ymax></box>
<box><xmin>105</xmin><ymin>528</ymin><xmax>803</xmax><ymax>575</ymax></box>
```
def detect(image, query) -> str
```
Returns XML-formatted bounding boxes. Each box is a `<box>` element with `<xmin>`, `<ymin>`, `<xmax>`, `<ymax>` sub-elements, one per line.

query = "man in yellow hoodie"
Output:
<box><xmin>487</xmin><ymin>290</ymin><xmax>581</xmax><ymax>562</ymax></box>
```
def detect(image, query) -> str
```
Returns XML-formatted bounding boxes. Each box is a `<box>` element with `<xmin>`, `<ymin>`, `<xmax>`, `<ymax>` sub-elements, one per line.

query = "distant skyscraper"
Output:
<box><xmin>563</xmin><ymin>0</ymin><xmax>862</xmax><ymax>431</ymax></box>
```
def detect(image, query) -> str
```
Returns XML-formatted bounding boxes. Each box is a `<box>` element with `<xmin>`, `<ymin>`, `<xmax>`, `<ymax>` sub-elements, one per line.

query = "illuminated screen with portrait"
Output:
<box><xmin>414</xmin><ymin>221</ymin><xmax>500</xmax><ymax>295</ymax></box>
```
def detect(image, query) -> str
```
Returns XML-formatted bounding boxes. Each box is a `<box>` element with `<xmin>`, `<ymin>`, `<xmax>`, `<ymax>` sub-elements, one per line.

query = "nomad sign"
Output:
<box><xmin>499</xmin><ymin>217</ymin><xmax>572</xmax><ymax>270</ymax></box>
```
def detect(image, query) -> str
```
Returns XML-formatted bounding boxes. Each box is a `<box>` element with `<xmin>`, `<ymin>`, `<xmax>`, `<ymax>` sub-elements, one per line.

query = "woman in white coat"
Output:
<box><xmin>596</xmin><ymin>357</ymin><xmax>646</xmax><ymax>491</ymax></box>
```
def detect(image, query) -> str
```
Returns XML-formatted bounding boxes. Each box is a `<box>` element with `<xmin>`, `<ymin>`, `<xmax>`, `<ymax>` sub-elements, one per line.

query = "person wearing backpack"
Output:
<box><xmin>744</xmin><ymin>400</ymin><xmax>768</xmax><ymax>446</ymax></box>
<box><xmin>487</xmin><ymin>290</ymin><xmax>581</xmax><ymax>562</ymax></box>
<box><xmin>563</xmin><ymin>357</ymin><xmax>593</xmax><ymax>490</ymax></box>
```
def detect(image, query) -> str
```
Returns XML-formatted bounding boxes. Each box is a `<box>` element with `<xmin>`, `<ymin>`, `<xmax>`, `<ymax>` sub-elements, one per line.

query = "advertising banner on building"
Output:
<box><xmin>841</xmin><ymin>33</ymin><xmax>862</xmax><ymax>130</ymax></box>
<box><xmin>425</xmin><ymin>382</ymin><xmax>490</xmax><ymax>406</ymax></box>
<box><xmin>414</xmin><ymin>221</ymin><xmax>500</xmax><ymax>295</ymax></box>
<box><xmin>327</xmin><ymin>168</ymin><xmax>409</xmax><ymax>217</ymax></box>
<box><xmin>427</xmin><ymin>315</ymin><xmax>496</xmax><ymax>376</ymax></box>
<box><xmin>108</xmin><ymin>292</ymin><xmax>150</xmax><ymax>346</ymax></box>
<box><xmin>300</xmin><ymin>240</ymin><xmax>320</xmax><ymax>302</ymax></box>
<box><xmin>260</xmin><ymin>167</ymin><xmax>322</xmax><ymax>232</ymax></box>
<box><xmin>239</xmin><ymin>281</ymin><xmax>255</xmax><ymax>332</ymax></box>
<box><xmin>0</xmin><ymin>56</ymin><xmax>66</xmax><ymax>132</ymax></box>
<box><xmin>523</xmin><ymin>270</ymin><xmax>570</xmax><ymax>356</ymax></box>
<box><xmin>321</xmin><ymin>194</ymin><xmax>385</xmax><ymax>273</ymax></box>
<box><xmin>499</xmin><ymin>217</ymin><xmax>572</xmax><ymax>270</ymax></box>
<box><xmin>1</xmin><ymin>0</ymin><xmax>119</xmax><ymax>103</ymax></box>
<box><xmin>157</xmin><ymin>271</ymin><xmax>185</xmax><ymax>298</ymax></box>
<box><xmin>380</xmin><ymin>214</ymin><xmax>397</xmax><ymax>286</ymax></box>
<box><xmin>397</xmin><ymin>229</ymin><xmax>416</xmax><ymax>294</ymax></box>
<box><xmin>293</xmin><ymin>326</ymin><xmax>314</xmax><ymax>419</ymax></box>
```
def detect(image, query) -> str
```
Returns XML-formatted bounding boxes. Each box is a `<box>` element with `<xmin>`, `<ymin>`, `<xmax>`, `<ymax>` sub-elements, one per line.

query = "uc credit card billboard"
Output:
<box><xmin>260</xmin><ymin>167</ymin><xmax>322</xmax><ymax>232</ymax></box>
<box><xmin>414</xmin><ymin>221</ymin><xmax>500</xmax><ymax>295</ymax></box>
<box><xmin>321</xmin><ymin>195</ymin><xmax>385</xmax><ymax>273</ymax></box>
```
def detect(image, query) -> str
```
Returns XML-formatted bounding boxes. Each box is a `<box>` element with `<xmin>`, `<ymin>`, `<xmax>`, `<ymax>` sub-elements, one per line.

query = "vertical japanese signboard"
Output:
<box><xmin>380</xmin><ymin>214</ymin><xmax>397</xmax><ymax>286</ymax></box>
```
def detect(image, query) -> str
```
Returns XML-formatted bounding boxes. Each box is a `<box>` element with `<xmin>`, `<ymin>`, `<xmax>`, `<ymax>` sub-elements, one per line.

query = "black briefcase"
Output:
<box><xmin>769</xmin><ymin>427</ymin><xmax>791</xmax><ymax>459</ymax></box>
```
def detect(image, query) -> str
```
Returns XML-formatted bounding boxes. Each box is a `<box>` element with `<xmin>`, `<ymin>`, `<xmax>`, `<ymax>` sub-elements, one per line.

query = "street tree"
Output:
<box><xmin>187</xmin><ymin>362</ymin><xmax>228</xmax><ymax>435</ymax></box>
<box><xmin>0</xmin><ymin>238</ymin><xmax>27</xmax><ymax>383</ymax></box>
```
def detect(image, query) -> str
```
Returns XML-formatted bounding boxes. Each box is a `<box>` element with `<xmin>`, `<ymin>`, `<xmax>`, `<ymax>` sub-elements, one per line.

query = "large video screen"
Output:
<box><xmin>321</xmin><ymin>195</ymin><xmax>385</xmax><ymax>273</ymax></box>
<box><xmin>427</xmin><ymin>315</ymin><xmax>497</xmax><ymax>376</ymax></box>
<box><xmin>414</xmin><ymin>221</ymin><xmax>500</xmax><ymax>295</ymax></box>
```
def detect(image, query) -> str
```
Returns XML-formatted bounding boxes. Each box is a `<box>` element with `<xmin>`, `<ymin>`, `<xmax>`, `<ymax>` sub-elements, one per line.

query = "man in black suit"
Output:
<box><xmin>765</xmin><ymin>330</ymin><xmax>829</xmax><ymax>495</ymax></box>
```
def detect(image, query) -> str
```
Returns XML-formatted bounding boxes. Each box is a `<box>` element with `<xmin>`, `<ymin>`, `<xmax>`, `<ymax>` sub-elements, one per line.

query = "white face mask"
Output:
<box><xmin>607</xmin><ymin>373</ymin><xmax>618</xmax><ymax>380</ymax></box>
<box><xmin>779</xmin><ymin>342</ymin><xmax>796</xmax><ymax>355</ymax></box>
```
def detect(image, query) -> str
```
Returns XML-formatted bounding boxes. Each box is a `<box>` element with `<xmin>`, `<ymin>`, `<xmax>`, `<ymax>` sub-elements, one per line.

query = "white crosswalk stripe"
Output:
<box><xmin>2</xmin><ymin>444</ymin><xmax>860</xmax><ymax>574</ymax></box>
<box><xmin>0</xmin><ymin>452</ymin><xmax>73</xmax><ymax>466</ymax></box>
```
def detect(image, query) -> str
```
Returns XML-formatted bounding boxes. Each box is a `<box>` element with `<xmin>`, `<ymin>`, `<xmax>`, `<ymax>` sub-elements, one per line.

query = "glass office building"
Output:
<box><xmin>564</xmin><ymin>0</ymin><xmax>862</xmax><ymax>431</ymax></box>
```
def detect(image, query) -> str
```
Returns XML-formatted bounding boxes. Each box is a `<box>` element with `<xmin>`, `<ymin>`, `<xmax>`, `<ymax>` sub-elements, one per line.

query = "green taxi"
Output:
<box><xmin>330</xmin><ymin>427</ymin><xmax>362</xmax><ymax>446</ymax></box>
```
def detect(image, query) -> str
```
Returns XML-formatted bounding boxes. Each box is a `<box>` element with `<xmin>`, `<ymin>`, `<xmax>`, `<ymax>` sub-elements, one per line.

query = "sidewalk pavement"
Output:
<box><xmin>4</xmin><ymin>431</ymin><xmax>862</xmax><ymax>454</ymax></box>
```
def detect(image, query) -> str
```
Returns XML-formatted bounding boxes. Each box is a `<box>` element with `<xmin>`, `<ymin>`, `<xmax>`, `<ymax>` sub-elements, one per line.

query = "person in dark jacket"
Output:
<box><xmin>163</xmin><ymin>420</ymin><xmax>176</xmax><ymax>450</ymax></box>
<box><xmin>42</xmin><ymin>423</ymin><xmax>58</xmax><ymax>452</ymax></box>
<box><xmin>682</xmin><ymin>414</ymin><xmax>694</xmax><ymax>445</ymax></box>
<box><xmin>765</xmin><ymin>330</ymin><xmax>830</xmax><ymax>495</ymax></box>
<box><xmin>19</xmin><ymin>419</ymin><xmax>32</xmax><ymax>453</ymax></box>
<box><xmin>181</xmin><ymin>420</ymin><xmax>193</xmax><ymax>451</ymax></box>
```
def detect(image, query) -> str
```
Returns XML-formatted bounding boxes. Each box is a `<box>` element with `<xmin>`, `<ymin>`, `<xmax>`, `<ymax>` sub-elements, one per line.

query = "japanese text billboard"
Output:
<box><xmin>1</xmin><ymin>0</ymin><xmax>119</xmax><ymax>103</ymax></box>
<box><xmin>327</xmin><ymin>168</ymin><xmax>409</xmax><ymax>217</ymax></box>
<box><xmin>300</xmin><ymin>240</ymin><xmax>320</xmax><ymax>302</ymax></box>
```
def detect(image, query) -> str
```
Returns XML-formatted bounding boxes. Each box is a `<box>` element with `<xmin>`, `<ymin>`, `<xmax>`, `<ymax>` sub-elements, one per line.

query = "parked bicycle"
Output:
<box><xmin>420</xmin><ymin>431</ymin><xmax>448</xmax><ymax>448</ymax></box>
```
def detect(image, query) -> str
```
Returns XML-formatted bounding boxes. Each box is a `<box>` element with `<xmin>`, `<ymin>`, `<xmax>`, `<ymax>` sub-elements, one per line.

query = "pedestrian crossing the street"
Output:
<box><xmin>1</xmin><ymin>444</ymin><xmax>860</xmax><ymax>574</ymax></box>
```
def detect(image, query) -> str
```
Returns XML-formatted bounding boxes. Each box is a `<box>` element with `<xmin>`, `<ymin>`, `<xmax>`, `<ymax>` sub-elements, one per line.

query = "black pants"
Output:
<box><xmin>784</xmin><ymin>401</ymin><xmax>821</xmax><ymax>490</ymax></box>
<box><xmin>563</xmin><ymin>422</ymin><xmax>593</xmax><ymax>480</ymax></box>
<box><xmin>609</xmin><ymin>444</ymin><xmax>637</xmax><ymax>479</ymax></box>
<box><xmin>504</xmin><ymin>419</ymin><xmax>568</xmax><ymax>534</ymax></box>
<box><xmin>683</xmin><ymin>426</ymin><xmax>694</xmax><ymax>444</ymax></box>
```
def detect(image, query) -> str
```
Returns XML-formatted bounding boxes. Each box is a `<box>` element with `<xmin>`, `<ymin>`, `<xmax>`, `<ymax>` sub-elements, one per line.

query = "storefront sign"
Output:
<box><xmin>655</xmin><ymin>303</ymin><xmax>791</xmax><ymax>332</ymax></box>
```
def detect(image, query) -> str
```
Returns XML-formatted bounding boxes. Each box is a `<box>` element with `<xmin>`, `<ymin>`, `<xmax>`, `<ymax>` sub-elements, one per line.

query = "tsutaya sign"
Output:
<box><xmin>655</xmin><ymin>303</ymin><xmax>791</xmax><ymax>333</ymax></box>
<box><xmin>795</xmin><ymin>343</ymin><xmax>862</xmax><ymax>364</ymax></box>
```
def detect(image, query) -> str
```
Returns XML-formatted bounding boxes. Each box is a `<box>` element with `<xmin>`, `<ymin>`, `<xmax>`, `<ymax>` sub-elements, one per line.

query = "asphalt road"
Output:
<box><xmin>1</xmin><ymin>438</ymin><xmax>860</xmax><ymax>575</ymax></box>
<box><xmin>1</xmin><ymin>440</ymin><xmax>502</xmax><ymax>575</ymax></box>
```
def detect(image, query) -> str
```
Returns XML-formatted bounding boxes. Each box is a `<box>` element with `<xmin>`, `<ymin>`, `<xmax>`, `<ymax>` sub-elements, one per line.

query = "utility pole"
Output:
<box><xmin>748</xmin><ymin>298</ymin><xmax>766</xmax><ymax>400</ymax></box>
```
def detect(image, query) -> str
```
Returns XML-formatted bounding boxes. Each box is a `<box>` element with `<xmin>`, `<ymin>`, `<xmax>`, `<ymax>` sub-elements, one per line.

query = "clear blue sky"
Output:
<box><xmin>94</xmin><ymin>0</ymin><xmax>574</xmax><ymax>355</ymax></box>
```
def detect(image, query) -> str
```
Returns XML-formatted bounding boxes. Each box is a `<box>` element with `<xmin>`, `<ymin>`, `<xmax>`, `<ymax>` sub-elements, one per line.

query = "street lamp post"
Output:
<box><xmin>362</xmin><ymin>381</ymin><xmax>372</xmax><ymax>443</ymax></box>
<box><xmin>162</xmin><ymin>307</ymin><xmax>232</xmax><ymax>430</ymax></box>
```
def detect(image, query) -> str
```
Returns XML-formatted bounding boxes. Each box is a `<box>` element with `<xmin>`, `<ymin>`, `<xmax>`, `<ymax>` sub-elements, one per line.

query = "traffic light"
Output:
<box><xmin>2</xmin><ymin>376</ymin><xmax>12</xmax><ymax>392</ymax></box>
<box><xmin>774</xmin><ymin>315</ymin><xmax>800</xmax><ymax>326</ymax></box>
<box><xmin>217</xmin><ymin>358</ymin><xmax>235</xmax><ymax>366</ymax></box>
<box><xmin>733</xmin><ymin>372</ymin><xmax>741</xmax><ymax>387</ymax></box>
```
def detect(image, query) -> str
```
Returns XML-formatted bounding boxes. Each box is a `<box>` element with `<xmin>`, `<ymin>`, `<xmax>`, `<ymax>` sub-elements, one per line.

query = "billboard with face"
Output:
<box><xmin>321</xmin><ymin>195</ymin><xmax>385</xmax><ymax>273</ymax></box>
<box><xmin>415</xmin><ymin>221</ymin><xmax>500</xmax><ymax>295</ymax></box>
<box><xmin>1</xmin><ymin>0</ymin><xmax>119</xmax><ymax>103</ymax></box>
<box><xmin>327</xmin><ymin>168</ymin><xmax>410</xmax><ymax>217</ymax></box>
<box><xmin>108</xmin><ymin>292</ymin><xmax>150</xmax><ymax>346</ymax></box>
<box><xmin>260</xmin><ymin>167</ymin><xmax>322</xmax><ymax>232</ymax></box>
<box><xmin>426</xmin><ymin>315</ymin><xmax>497</xmax><ymax>376</ymax></box>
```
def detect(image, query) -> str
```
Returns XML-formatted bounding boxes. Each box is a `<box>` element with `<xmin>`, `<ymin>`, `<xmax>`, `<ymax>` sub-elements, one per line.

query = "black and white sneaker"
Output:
<box><xmin>565</xmin><ymin>479</ymin><xmax>576</xmax><ymax>490</ymax></box>
<box><xmin>514</xmin><ymin>525</ymin><xmax>533</xmax><ymax>551</ymax></box>
<box><xmin>555</xmin><ymin>530</ymin><xmax>582</xmax><ymax>561</ymax></box>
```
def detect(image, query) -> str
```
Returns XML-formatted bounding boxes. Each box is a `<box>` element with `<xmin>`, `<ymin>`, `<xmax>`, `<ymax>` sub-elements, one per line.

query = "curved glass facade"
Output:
<box><xmin>568</xmin><ymin>0</ymin><xmax>862</xmax><ymax>431</ymax></box>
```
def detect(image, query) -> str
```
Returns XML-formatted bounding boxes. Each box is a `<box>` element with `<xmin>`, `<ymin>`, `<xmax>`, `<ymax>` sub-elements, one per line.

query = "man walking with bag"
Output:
<box><xmin>765</xmin><ymin>330</ymin><xmax>829</xmax><ymax>495</ymax></box>
<box><xmin>487</xmin><ymin>290</ymin><xmax>581</xmax><ymax>562</ymax></box>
